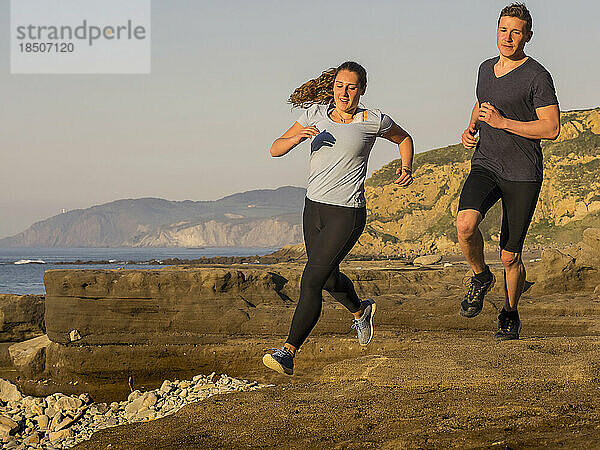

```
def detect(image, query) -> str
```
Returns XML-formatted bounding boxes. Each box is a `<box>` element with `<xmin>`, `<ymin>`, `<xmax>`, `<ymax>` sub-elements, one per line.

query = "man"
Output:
<box><xmin>457</xmin><ymin>3</ymin><xmax>560</xmax><ymax>340</ymax></box>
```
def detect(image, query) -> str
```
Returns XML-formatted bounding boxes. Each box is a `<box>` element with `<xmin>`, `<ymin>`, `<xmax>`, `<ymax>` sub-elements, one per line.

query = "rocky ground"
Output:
<box><xmin>75</xmin><ymin>248</ymin><xmax>600</xmax><ymax>448</ymax></box>
<box><xmin>1</xmin><ymin>229</ymin><xmax>600</xmax><ymax>448</ymax></box>
<box><xmin>74</xmin><ymin>291</ymin><xmax>600</xmax><ymax>449</ymax></box>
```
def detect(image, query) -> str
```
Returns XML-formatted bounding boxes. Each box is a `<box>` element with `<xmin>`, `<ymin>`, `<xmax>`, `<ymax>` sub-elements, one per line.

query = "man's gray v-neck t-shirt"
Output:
<box><xmin>297</xmin><ymin>104</ymin><xmax>393</xmax><ymax>208</ymax></box>
<box><xmin>473</xmin><ymin>56</ymin><xmax>558</xmax><ymax>182</ymax></box>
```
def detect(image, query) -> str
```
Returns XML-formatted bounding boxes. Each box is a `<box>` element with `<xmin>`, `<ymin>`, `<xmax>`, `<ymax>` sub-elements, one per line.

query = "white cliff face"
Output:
<box><xmin>125</xmin><ymin>217</ymin><xmax>302</xmax><ymax>247</ymax></box>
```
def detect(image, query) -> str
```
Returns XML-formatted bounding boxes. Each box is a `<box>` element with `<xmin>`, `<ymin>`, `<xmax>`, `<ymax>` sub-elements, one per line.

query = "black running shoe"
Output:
<box><xmin>495</xmin><ymin>309</ymin><xmax>522</xmax><ymax>341</ymax></box>
<box><xmin>460</xmin><ymin>272</ymin><xmax>496</xmax><ymax>318</ymax></box>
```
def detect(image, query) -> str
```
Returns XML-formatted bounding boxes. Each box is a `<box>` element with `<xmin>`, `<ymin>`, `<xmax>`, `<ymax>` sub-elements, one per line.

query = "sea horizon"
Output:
<box><xmin>0</xmin><ymin>246</ymin><xmax>281</xmax><ymax>295</ymax></box>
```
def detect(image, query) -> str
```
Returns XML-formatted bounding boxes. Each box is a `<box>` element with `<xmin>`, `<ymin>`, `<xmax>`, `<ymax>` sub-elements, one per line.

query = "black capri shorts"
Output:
<box><xmin>458</xmin><ymin>166</ymin><xmax>541</xmax><ymax>253</ymax></box>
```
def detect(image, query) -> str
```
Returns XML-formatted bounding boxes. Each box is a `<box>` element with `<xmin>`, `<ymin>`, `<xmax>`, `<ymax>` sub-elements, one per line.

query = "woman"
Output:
<box><xmin>263</xmin><ymin>61</ymin><xmax>414</xmax><ymax>375</ymax></box>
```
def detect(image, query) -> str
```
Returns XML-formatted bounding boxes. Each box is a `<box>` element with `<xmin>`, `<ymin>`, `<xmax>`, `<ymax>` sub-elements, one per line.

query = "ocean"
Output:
<box><xmin>0</xmin><ymin>247</ymin><xmax>279</xmax><ymax>295</ymax></box>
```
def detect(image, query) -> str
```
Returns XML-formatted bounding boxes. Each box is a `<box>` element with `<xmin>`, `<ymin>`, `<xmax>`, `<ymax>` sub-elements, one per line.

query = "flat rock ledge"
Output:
<box><xmin>39</xmin><ymin>263</ymin><xmax>466</xmax><ymax>390</ymax></box>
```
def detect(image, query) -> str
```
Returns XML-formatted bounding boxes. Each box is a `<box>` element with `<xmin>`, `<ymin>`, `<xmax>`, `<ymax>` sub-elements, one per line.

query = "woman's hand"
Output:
<box><xmin>394</xmin><ymin>167</ymin><xmax>413</xmax><ymax>187</ymax></box>
<box><xmin>292</xmin><ymin>126</ymin><xmax>320</xmax><ymax>145</ymax></box>
<box><xmin>270</xmin><ymin>122</ymin><xmax>320</xmax><ymax>157</ymax></box>
<box><xmin>382</xmin><ymin>123</ymin><xmax>414</xmax><ymax>188</ymax></box>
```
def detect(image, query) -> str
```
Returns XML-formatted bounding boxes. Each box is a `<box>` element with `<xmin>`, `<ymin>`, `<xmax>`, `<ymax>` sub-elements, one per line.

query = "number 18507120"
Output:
<box><xmin>19</xmin><ymin>42</ymin><xmax>74</xmax><ymax>52</ymax></box>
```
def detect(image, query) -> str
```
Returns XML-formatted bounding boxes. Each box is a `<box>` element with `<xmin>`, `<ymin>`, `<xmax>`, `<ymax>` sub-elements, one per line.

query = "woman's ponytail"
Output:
<box><xmin>288</xmin><ymin>67</ymin><xmax>336</xmax><ymax>108</ymax></box>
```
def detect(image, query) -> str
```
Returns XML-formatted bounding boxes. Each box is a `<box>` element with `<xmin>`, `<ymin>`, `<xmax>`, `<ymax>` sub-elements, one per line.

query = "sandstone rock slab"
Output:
<box><xmin>8</xmin><ymin>334</ymin><xmax>50</xmax><ymax>377</ymax></box>
<box><xmin>0</xmin><ymin>295</ymin><xmax>45</xmax><ymax>342</ymax></box>
<box><xmin>43</xmin><ymin>267</ymin><xmax>456</xmax><ymax>345</ymax></box>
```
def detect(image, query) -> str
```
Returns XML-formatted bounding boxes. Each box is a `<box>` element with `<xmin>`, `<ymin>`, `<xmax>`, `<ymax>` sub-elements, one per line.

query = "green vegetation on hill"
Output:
<box><xmin>366</xmin><ymin>144</ymin><xmax>468</xmax><ymax>188</ymax></box>
<box><xmin>360</xmin><ymin>107</ymin><xmax>600</xmax><ymax>254</ymax></box>
<box><xmin>544</xmin><ymin>131</ymin><xmax>600</xmax><ymax>158</ymax></box>
<box><xmin>529</xmin><ymin>211</ymin><xmax>600</xmax><ymax>245</ymax></box>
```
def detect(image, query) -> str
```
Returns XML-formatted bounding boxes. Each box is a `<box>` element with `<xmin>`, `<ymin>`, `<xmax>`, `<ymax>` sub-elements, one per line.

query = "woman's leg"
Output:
<box><xmin>323</xmin><ymin>266</ymin><xmax>362</xmax><ymax>314</ymax></box>
<box><xmin>286</xmin><ymin>200</ymin><xmax>366</xmax><ymax>349</ymax></box>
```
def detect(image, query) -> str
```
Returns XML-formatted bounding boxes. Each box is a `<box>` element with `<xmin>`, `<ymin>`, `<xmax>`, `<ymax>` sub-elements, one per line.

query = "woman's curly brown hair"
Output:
<box><xmin>288</xmin><ymin>62</ymin><xmax>367</xmax><ymax>109</ymax></box>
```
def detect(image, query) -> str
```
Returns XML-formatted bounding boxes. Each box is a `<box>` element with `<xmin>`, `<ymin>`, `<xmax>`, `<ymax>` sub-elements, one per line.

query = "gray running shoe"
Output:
<box><xmin>460</xmin><ymin>272</ymin><xmax>496</xmax><ymax>318</ymax></box>
<box><xmin>262</xmin><ymin>346</ymin><xmax>294</xmax><ymax>375</ymax></box>
<box><xmin>351</xmin><ymin>299</ymin><xmax>376</xmax><ymax>346</ymax></box>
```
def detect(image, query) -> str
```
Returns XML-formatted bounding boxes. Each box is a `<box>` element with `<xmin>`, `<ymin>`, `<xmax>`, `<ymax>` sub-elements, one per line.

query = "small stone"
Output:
<box><xmin>0</xmin><ymin>415</ymin><xmax>18</xmax><ymax>434</ymax></box>
<box><xmin>159</xmin><ymin>381</ymin><xmax>173</xmax><ymax>394</ymax></box>
<box><xmin>49</xmin><ymin>428</ymin><xmax>72</xmax><ymax>442</ymax></box>
<box><xmin>135</xmin><ymin>410</ymin><xmax>155</xmax><ymax>421</ymax></box>
<box><xmin>49</xmin><ymin>411</ymin><xmax>64</xmax><ymax>431</ymax></box>
<box><xmin>55</xmin><ymin>416</ymin><xmax>74</xmax><ymax>431</ymax></box>
<box><xmin>125</xmin><ymin>392</ymin><xmax>157</xmax><ymax>415</ymax></box>
<box><xmin>104</xmin><ymin>418</ymin><xmax>118</xmax><ymax>427</ymax></box>
<box><xmin>23</xmin><ymin>432</ymin><xmax>40</xmax><ymax>445</ymax></box>
<box><xmin>35</xmin><ymin>415</ymin><xmax>49</xmax><ymax>430</ymax></box>
<box><xmin>0</xmin><ymin>380</ymin><xmax>23</xmax><ymax>402</ymax></box>
<box><xmin>594</xmin><ymin>285</ymin><xmax>600</xmax><ymax>294</ymax></box>
<box><xmin>55</xmin><ymin>396</ymin><xmax>83</xmax><ymax>412</ymax></box>
<box><xmin>128</xmin><ymin>390</ymin><xmax>142</xmax><ymax>402</ymax></box>
<box><xmin>91</xmin><ymin>403</ymin><xmax>109</xmax><ymax>415</ymax></box>
<box><xmin>413</xmin><ymin>254</ymin><xmax>442</xmax><ymax>266</ymax></box>
<box><xmin>29</xmin><ymin>403</ymin><xmax>44</xmax><ymax>416</ymax></box>
<box><xmin>8</xmin><ymin>335</ymin><xmax>50</xmax><ymax>377</ymax></box>
<box><xmin>69</xmin><ymin>330</ymin><xmax>81</xmax><ymax>342</ymax></box>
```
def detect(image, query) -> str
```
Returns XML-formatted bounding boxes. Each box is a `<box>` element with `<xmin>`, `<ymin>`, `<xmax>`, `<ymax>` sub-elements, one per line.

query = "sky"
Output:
<box><xmin>1</xmin><ymin>0</ymin><xmax>599</xmax><ymax>238</ymax></box>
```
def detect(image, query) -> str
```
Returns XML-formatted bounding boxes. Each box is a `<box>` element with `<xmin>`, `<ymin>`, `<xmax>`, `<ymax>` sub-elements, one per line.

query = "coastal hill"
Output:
<box><xmin>353</xmin><ymin>107</ymin><xmax>600</xmax><ymax>255</ymax></box>
<box><xmin>0</xmin><ymin>187</ymin><xmax>305</xmax><ymax>248</ymax></box>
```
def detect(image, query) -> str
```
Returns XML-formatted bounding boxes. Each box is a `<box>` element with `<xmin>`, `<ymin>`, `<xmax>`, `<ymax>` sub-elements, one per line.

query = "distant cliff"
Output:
<box><xmin>125</xmin><ymin>214</ymin><xmax>301</xmax><ymax>248</ymax></box>
<box><xmin>0</xmin><ymin>187</ymin><xmax>305</xmax><ymax>248</ymax></box>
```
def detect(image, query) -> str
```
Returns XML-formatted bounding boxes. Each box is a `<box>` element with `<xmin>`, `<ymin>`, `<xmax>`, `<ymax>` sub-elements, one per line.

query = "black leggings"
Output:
<box><xmin>286</xmin><ymin>198</ymin><xmax>366</xmax><ymax>349</ymax></box>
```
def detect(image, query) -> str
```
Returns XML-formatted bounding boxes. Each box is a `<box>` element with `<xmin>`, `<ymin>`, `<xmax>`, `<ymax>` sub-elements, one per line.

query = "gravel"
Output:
<box><xmin>0</xmin><ymin>374</ymin><xmax>268</xmax><ymax>449</ymax></box>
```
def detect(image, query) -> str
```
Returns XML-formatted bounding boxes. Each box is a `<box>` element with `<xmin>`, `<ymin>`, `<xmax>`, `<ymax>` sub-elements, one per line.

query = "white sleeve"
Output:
<box><xmin>297</xmin><ymin>105</ymin><xmax>318</xmax><ymax>127</ymax></box>
<box><xmin>377</xmin><ymin>113</ymin><xmax>394</xmax><ymax>136</ymax></box>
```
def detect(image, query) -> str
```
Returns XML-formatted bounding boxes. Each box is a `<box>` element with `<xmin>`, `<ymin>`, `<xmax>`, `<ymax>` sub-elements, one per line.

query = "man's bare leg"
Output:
<box><xmin>457</xmin><ymin>209</ymin><xmax>495</xmax><ymax>318</ymax></box>
<box><xmin>457</xmin><ymin>209</ymin><xmax>486</xmax><ymax>273</ymax></box>
<box><xmin>495</xmin><ymin>250</ymin><xmax>524</xmax><ymax>340</ymax></box>
<box><xmin>501</xmin><ymin>250</ymin><xmax>525</xmax><ymax>311</ymax></box>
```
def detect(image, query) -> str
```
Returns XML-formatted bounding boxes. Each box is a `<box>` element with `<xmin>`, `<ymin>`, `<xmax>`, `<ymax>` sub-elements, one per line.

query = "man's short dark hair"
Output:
<box><xmin>499</xmin><ymin>3</ymin><xmax>533</xmax><ymax>34</ymax></box>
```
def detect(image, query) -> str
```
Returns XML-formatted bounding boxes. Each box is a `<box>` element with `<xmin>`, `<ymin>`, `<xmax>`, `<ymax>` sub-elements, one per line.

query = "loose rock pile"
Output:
<box><xmin>0</xmin><ymin>374</ymin><xmax>268</xmax><ymax>449</ymax></box>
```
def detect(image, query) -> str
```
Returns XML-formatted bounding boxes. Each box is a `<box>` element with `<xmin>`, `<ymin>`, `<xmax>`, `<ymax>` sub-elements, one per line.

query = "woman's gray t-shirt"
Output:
<box><xmin>297</xmin><ymin>104</ymin><xmax>393</xmax><ymax>208</ymax></box>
